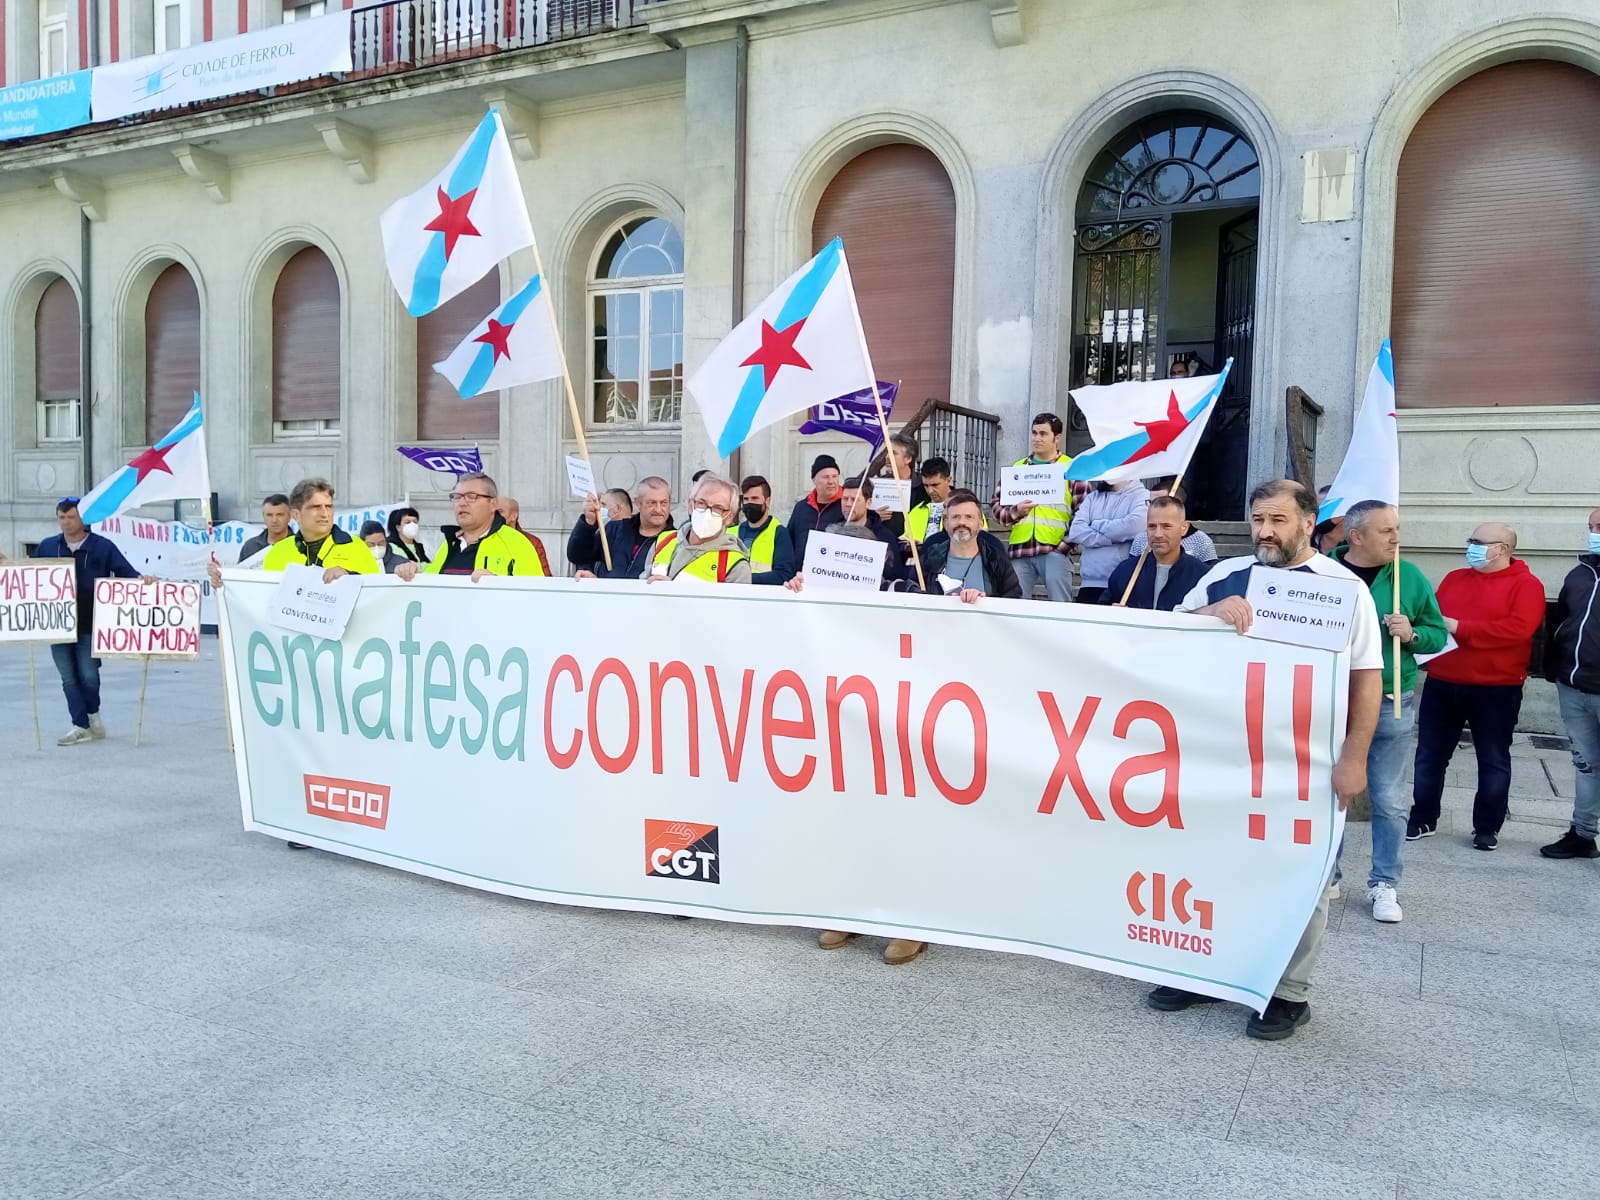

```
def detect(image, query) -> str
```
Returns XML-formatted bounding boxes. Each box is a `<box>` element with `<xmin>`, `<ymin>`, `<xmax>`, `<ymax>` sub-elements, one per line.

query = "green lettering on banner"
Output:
<box><xmin>461</xmin><ymin>644</ymin><xmax>492</xmax><ymax>754</ymax></box>
<box><xmin>424</xmin><ymin>643</ymin><xmax>458</xmax><ymax>750</ymax></box>
<box><xmin>283</xmin><ymin>634</ymin><xmax>348</xmax><ymax>735</ymax></box>
<box><xmin>494</xmin><ymin>649</ymin><xmax>531</xmax><ymax>762</ymax></box>
<box><xmin>247</xmin><ymin>632</ymin><xmax>284</xmax><ymax>726</ymax></box>
<box><xmin>351</xmin><ymin>638</ymin><xmax>395</xmax><ymax>739</ymax></box>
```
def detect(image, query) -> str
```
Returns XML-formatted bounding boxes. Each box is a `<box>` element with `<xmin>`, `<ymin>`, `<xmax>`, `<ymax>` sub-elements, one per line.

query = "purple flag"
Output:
<box><xmin>798</xmin><ymin>382</ymin><xmax>899</xmax><ymax>447</ymax></box>
<box><xmin>396</xmin><ymin>445</ymin><xmax>483</xmax><ymax>476</ymax></box>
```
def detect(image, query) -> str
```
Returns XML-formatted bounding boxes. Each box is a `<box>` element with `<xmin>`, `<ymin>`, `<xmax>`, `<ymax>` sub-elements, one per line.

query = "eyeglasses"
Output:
<box><xmin>448</xmin><ymin>492</ymin><xmax>493</xmax><ymax>503</ymax></box>
<box><xmin>692</xmin><ymin>501</ymin><xmax>732</xmax><ymax>519</ymax></box>
<box><xmin>1465</xmin><ymin>538</ymin><xmax>1507</xmax><ymax>547</ymax></box>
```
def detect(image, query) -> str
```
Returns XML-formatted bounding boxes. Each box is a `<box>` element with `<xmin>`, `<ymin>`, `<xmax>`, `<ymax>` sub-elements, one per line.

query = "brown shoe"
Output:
<box><xmin>817</xmin><ymin>930</ymin><xmax>857</xmax><ymax>950</ymax></box>
<box><xmin>883</xmin><ymin>939</ymin><xmax>926</xmax><ymax>965</ymax></box>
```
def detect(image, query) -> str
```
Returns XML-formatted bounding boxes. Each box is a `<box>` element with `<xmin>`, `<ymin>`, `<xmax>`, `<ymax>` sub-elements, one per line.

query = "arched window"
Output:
<box><xmin>35</xmin><ymin>277</ymin><xmax>81</xmax><ymax>443</ymax></box>
<box><xmin>417</xmin><ymin>272</ymin><xmax>501</xmax><ymax>440</ymax></box>
<box><xmin>1393</xmin><ymin>61</ymin><xmax>1600</xmax><ymax>408</ymax></box>
<box><xmin>1078</xmin><ymin>112</ymin><xmax>1260</xmax><ymax>219</ymax></box>
<box><xmin>588</xmin><ymin>216</ymin><xmax>684</xmax><ymax>426</ymax></box>
<box><xmin>145</xmin><ymin>264</ymin><xmax>201</xmax><ymax>445</ymax></box>
<box><xmin>813</xmin><ymin>143</ymin><xmax>955</xmax><ymax>418</ymax></box>
<box><xmin>272</xmin><ymin>247</ymin><xmax>342</xmax><ymax>439</ymax></box>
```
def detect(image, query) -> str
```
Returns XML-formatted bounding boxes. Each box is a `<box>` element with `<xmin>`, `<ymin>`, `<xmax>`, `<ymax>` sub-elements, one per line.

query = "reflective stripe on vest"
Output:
<box><xmin>1008</xmin><ymin>455</ymin><xmax>1073</xmax><ymax>547</ymax></box>
<box><xmin>653</xmin><ymin>532</ymin><xmax>747</xmax><ymax>582</ymax></box>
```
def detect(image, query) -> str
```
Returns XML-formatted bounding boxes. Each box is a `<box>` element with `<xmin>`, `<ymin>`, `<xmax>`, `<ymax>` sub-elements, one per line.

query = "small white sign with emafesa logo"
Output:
<box><xmin>802</xmin><ymin>532</ymin><xmax>887</xmax><ymax>593</ymax></box>
<box><xmin>1243</xmin><ymin>565</ymin><xmax>1361</xmax><ymax>653</ymax></box>
<box><xmin>266</xmin><ymin>564</ymin><xmax>364</xmax><ymax>640</ymax></box>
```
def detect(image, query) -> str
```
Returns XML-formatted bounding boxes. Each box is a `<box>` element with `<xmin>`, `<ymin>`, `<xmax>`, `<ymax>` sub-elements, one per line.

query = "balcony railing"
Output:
<box><xmin>351</xmin><ymin>0</ymin><xmax>650</xmax><ymax>74</ymax></box>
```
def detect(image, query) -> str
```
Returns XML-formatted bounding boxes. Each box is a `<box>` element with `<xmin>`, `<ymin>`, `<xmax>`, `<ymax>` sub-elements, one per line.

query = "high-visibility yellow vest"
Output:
<box><xmin>263</xmin><ymin>529</ymin><xmax>381</xmax><ymax>575</ymax></box>
<box><xmin>423</xmin><ymin>521</ymin><xmax>545</xmax><ymax>576</ymax></box>
<box><xmin>744</xmin><ymin>520</ymin><xmax>780</xmax><ymax>572</ymax></box>
<box><xmin>1007</xmin><ymin>455</ymin><xmax>1073</xmax><ymax>548</ymax></box>
<box><xmin>905</xmin><ymin>502</ymin><xmax>987</xmax><ymax>543</ymax></box>
<box><xmin>652</xmin><ymin>532</ymin><xmax>747</xmax><ymax>582</ymax></box>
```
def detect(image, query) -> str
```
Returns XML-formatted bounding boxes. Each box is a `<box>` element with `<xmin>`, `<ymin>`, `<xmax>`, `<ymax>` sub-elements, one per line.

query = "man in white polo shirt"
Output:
<box><xmin>1144</xmin><ymin>478</ymin><xmax>1383</xmax><ymax>1040</ymax></box>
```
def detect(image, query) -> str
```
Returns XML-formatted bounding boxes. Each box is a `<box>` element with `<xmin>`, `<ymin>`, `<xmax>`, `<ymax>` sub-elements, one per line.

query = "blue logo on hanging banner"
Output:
<box><xmin>0</xmin><ymin>71</ymin><xmax>92</xmax><ymax>141</ymax></box>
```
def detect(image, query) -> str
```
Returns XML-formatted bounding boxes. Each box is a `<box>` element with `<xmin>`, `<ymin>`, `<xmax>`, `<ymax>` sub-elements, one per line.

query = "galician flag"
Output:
<box><xmin>1318</xmin><ymin>340</ymin><xmax>1398</xmax><ymax>522</ymax></box>
<box><xmin>379</xmin><ymin>110</ymin><xmax>534</xmax><ymax>318</ymax></box>
<box><xmin>689</xmin><ymin>237</ymin><xmax>875</xmax><ymax>458</ymax></box>
<box><xmin>1067</xmin><ymin>360</ymin><xmax>1234</xmax><ymax>483</ymax></box>
<box><xmin>79</xmin><ymin>392</ymin><xmax>210</xmax><ymax>525</ymax></box>
<box><xmin>432</xmin><ymin>273</ymin><xmax>563</xmax><ymax>398</ymax></box>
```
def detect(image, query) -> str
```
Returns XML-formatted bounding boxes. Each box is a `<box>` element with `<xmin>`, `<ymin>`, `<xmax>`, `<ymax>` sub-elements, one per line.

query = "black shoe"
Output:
<box><xmin>1541</xmin><ymin>828</ymin><xmax>1600</xmax><ymax>859</ymax></box>
<box><xmin>1405</xmin><ymin>821</ymin><xmax>1437</xmax><ymax>841</ymax></box>
<box><xmin>1246</xmin><ymin>997</ymin><xmax>1310</xmax><ymax>1040</ymax></box>
<box><xmin>1147</xmin><ymin>986</ymin><xmax>1223</xmax><ymax>1012</ymax></box>
<box><xmin>1473</xmin><ymin>831</ymin><xmax>1498</xmax><ymax>852</ymax></box>
<box><xmin>287</xmin><ymin>841</ymin><xmax>311</xmax><ymax>850</ymax></box>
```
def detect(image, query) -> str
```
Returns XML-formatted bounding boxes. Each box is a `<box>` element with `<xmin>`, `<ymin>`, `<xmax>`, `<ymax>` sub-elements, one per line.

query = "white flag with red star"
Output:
<box><xmin>1067</xmin><ymin>362</ymin><xmax>1233</xmax><ymax>484</ymax></box>
<box><xmin>78</xmin><ymin>393</ymin><xmax>210</xmax><ymax>525</ymax></box>
<box><xmin>379</xmin><ymin>110</ymin><xmax>534</xmax><ymax>318</ymax></box>
<box><xmin>433</xmin><ymin>273</ymin><xmax>563</xmax><ymax>398</ymax></box>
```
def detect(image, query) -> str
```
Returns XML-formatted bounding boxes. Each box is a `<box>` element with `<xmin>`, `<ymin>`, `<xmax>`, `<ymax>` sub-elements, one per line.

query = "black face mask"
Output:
<box><xmin>1093</xmin><ymin>481</ymin><xmax>1114</xmax><ymax>493</ymax></box>
<box><xmin>741</xmin><ymin>502</ymin><xmax>767</xmax><ymax>524</ymax></box>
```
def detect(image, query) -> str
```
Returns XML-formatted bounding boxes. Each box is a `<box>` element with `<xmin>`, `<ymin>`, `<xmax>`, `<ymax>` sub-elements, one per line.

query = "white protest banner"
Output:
<box><xmin>265</xmin><ymin>564</ymin><xmax>363</xmax><ymax>639</ymax></box>
<box><xmin>874</xmin><ymin>479</ymin><xmax>913</xmax><ymax>513</ymax></box>
<box><xmin>0</xmin><ymin>560</ymin><xmax>77</xmax><ymax>643</ymax></box>
<box><xmin>1244</xmin><ymin>566</ymin><xmax>1362</xmax><ymax>654</ymax></box>
<box><xmin>565</xmin><ymin>456</ymin><xmax>595</xmax><ymax>500</ymax></box>
<box><xmin>92</xmin><ymin>578</ymin><xmax>201</xmax><ymax>658</ymax></box>
<box><xmin>216</xmin><ymin>574</ymin><xmax>1349</xmax><ymax>1011</ymax></box>
<box><xmin>1000</xmin><ymin>464</ymin><xmax>1068</xmax><ymax>506</ymax></box>
<box><xmin>802</xmin><ymin>531</ymin><xmax>887</xmax><ymax>592</ymax></box>
<box><xmin>91</xmin><ymin>10</ymin><xmax>352</xmax><ymax>121</ymax></box>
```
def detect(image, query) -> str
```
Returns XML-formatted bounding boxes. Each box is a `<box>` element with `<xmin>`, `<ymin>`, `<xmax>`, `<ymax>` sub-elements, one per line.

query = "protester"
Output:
<box><xmin>904</xmin><ymin>489</ymin><xmax>1021</xmax><ymax>601</ymax></box>
<box><xmin>1542</xmin><ymin>506</ymin><xmax>1600</xmax><ymax>860</ymax></box>
<box><xmin>568</xmin><ymin>477</ymin><xmax>673</xmax><ymax>579</ymax></box>
<box><xmin>1329</xmin><ymin>500</ymin><xmax>1448</xmax><ymax>922</ymax></box>
<box><xmin>648</xmin><ymin>474</ymin><xmax>751</xmax><ymax>584</ymax></box>
<box><xmin>1099</xmin><ymin>496</ymin><xmax>1209</xmax><ymax>611</ymax></box>
<box><xmin>495</xmin><ymin>497</ymin><xmax>553</xmax><ymax>575</ymax></box>
<box><xmin>789</xmin><ymin>455</ymin><xmax>845</xmax><ymax>559</ymax></box>
<box><xmin>210</xmin><ymin>479</ymin><xmax>380</xmax><ymax>590</ymax></box>
<box><xmin>875</xmin><ymin>432</ymin><xmax>926</xmax><ymax>537</ymax></box>
<box><xmin>992</xmin><ymin>413</ymin><xmax>1074</xmax><ymax>601</ymax></box>
<box><xmin>1406</xmin><ymin>520</ymin><xmax>1546</xmax><ymax>851</ymax></box>
<box><xmin>395</xmin><ymin>472</ymin><xmax>542</xmax><ymax>580</ymax></box>
<box><xmin>1128</xmin><ymin>480</ymin><xmax>1216</xmax><ymax>563</ymax></box>
<box><xmin>385</xmin><ymin>506</ymin><xmax>430</xmax><ymax>565</ymax></box>
<box><xmin>237</xmin><ymin>494</ymin><xmax>290</xmax><ymax>564</ymax></box>
<box><xmin>360</xmin><ymin>520</ymin><xmax>408</xmax><ymax>573</ymax></box>
<box><xmin>1314</xmin><ymin>485</ymin><xmax>1344</xmax><ymax>554</ymax></box>
<box><xmin>1146</xmin><ymin>479</ymin><xmax>1382</xmax><ymax>1039</ymax></box>
<box><xmin>905</xmin><ymin>458</ymin><xmax>959</xmax><ymax>544</ymax></box>
<box><xmin>1068</xmin><ymin>478</ymin><xmax>1151</xmax><ymax>604</ymax></box>
<box><xmin>603</xmin><ymin>488</ymin><xmax>634</xmax><ymax>524</ymax></box>
<box><xmin>823</xmin><ymin>475</ymin><xmax>901</xmax><ymax>586</ymax></box>
<box><xmin>3</xmin><ymin>498</ymin><xmax>149</xmax><ymax>745</ymax></box>
<box><xmin>736</xmin><ymin>475</ymin><xmax>796</xmax><ymax>585</ymax></box>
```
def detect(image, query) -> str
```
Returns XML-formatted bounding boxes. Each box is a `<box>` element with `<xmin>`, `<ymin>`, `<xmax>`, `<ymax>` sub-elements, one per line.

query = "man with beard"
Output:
<box><xmin>1143</xmin><ymin>479</ymin><xmax>1382</xmax><ymax>1040</ymax></box>
<box><xmin>1099</xmin><ymin>495</ymin><xmax>1210</xmax><ymax>611</ymax></box>
<box><xmin>735</xmin><ymin>475</ymin><xmax>796</xmax><ymax>585</ymax></box>
<box><xmin>905</xmin><ymin>489</ymin><xmax>1021</xmax><ymax>601</ymax></box>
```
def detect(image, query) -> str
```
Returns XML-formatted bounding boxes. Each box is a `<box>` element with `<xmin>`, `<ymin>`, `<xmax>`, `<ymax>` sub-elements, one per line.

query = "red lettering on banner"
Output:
<box><xmin>1108</xmin><ymin>701</ymin><xmax>1182</xmax><ymax>829</ymax></box>
<box><xmin>1293</xmin><ymin>663</ymin><xmax>1313</xmax><ymax>802</ymax></box>
<box><xmin>921</xmin><ymin>682</ymin><xmax>987</xmax><ymax>805</ymax></box>
<box><xmin>650</xmin><ymin>660</ymin><xmax>700</xmax><ymax>778</ymax></box>
<box><xmin>761</xmin><ymin>669</ymin><xmax>816</xmax><ymax>792</ymax></box>
<box><xmin>705</xmin><ymin>666</ymin><xmax>755</xmax><ymax>782</ymax></box>
<box><xmin>1036</xmin><ymin>692</ymin><xmax>1102</xmax><ymax>818</ymax></box>
<box><xmin>543</xmin><ymin>655</ymin><xmax>583</xmax><ymax>769</ymax></box>
<box><xmin>587</xmin><ymin>657</ymin><xmax>640</xmax><ymax>774</ymax></box>
<box><xmin>1245</xmin><ymin>661</ymin><xmax>1266</xmax><ymax>797</ymax></box>
<box><xmin>896</xmin><ymin>679</ymin><xmax>918</xmax><ymax>798</ymax></box>
<box><xmin>826</xmin><ymin>675</ymin><xmax>886</xmax><ymax>795</ymax></box>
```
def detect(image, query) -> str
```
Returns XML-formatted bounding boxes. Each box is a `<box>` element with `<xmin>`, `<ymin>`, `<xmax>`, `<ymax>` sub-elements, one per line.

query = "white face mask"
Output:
<box><xmin>400</xmin><ymin>522</ymin><xmax>420</xmax><ymax>540</ymax></box>
<box><xmin>690</xmin><ymin>508</ymin><xmax>724</xmax><ymax>539</ymax></box>
<box><xmin>598</xmin><ymin>506</ymin><xmax>611</xmax><ymax>525</ymax></box>
<box><xmin>370</xmin><ymin>544</ymin><xmax>387</xmax><ymax>563</ymax></box>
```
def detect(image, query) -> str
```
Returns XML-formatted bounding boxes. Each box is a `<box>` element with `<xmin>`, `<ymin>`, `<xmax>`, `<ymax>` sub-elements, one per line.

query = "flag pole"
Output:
<box><xmin>528</xmin><ymin>242</ymin><xmax>613</xmax><ymax>573</ymax></box>
<box><xmin>135</xmin><ymin>655</ymin><xmax>150</xmax><ymax>747</ymax></box>
<box><xmin>29</xmin><ymin>642</ymin><xmax>41</xmax><ymax>751</ymax></box>
<box><xmin>1392</xmin><ymin>542</ymin><xmax>1402</xmax><ymax>720</ymax></box>
<box><xmin>1115</xmin><ymin>469</ymin><xmax>1185</xmax><ymax>607</ymax></box>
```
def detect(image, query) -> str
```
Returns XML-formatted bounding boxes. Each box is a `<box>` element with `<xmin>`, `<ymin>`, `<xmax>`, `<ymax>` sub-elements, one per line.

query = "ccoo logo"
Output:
<box><xmin>644</xmin><ymin>820</ymin><xmax>720</xmax><ymax>883</ymax></box>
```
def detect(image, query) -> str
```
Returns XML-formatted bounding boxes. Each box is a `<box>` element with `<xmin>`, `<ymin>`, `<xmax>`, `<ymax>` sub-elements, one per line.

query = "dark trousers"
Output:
<box><xmin>51</xmin><ymin>632</ymin><xmax>102</xmax><ymax>730</ymax></box>
<box><xmin>1409</xmin><ymin>676</ymin><xmax>1523</xmax><ymax>835</ymax></box>
<box><xmin>1076</xmin><ymin>587</ymin><xmax>1105</xmax><ymax>605</ymax></box>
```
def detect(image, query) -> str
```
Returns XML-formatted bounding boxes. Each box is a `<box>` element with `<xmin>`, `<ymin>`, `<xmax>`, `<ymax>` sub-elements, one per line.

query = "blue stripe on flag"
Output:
<box><xmin>458</xmin><ymin>275</ymin><xmax>543</xmax><ymax>398</ymax></box>
<box><xmin>1065</xmin><ymin>365</ymin><xmax>1230</xmax><ymax>481</ymax></box>
<box><xmin>408</xmin><ymin>113</ymin><xmax>500</xmax><ymax>318</ymax></box>
<box><xmin>79</xmin><ymin>470</ymin><xmax>138</xmax><ymax>524</ymax></box>
<box><xmin>157</xmin><ymin>396</ymin><xmax>204</xmax><ymax>449</ymax></box>
<box><xmin>715</xmin><ymin>238</ymin><xmax>845</xmax><ymax>457</ymax></box>
<box><xmin>1376</xmin><ymin>338</ymin><xmax>1394</xmax><ymax>387</ymax></box>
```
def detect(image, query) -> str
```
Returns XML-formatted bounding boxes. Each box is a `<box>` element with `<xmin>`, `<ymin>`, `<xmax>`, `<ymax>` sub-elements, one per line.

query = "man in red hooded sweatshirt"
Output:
<box><xmin>1407</xmin><ymin>520</ymin><xmax>1547</xmax><ymax>851</ymax></box>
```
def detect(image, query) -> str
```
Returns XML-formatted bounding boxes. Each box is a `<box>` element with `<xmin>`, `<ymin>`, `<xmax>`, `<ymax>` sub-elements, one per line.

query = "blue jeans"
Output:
<box><xmin>1013</xmin><ymin>553</ymin><xmax>1072</xmax><ymax>602</ymax></box>
<box><xmin>1557</xmin><ymin>682</ymin><xmax>1600</xmax><ymax>838</ymax></box>
<box><xmin>1410</xmin><ymin>677</ymin><xmax>1523</xmax><ymax>835</ymax></box>
<box><xmin>51</xmin><ymin>632</ymin><xmax>102</xmax><ymax>729</ymax></box>
<box><xmin>1367</xmin><ymin>691</ymin><xmax>1416</xmax><ymax>887</ymax></box>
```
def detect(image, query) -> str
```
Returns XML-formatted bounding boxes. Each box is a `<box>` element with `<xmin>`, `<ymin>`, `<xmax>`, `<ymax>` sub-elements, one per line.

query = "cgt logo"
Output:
<box><xmin>303</xmin><ymin>774</ymin><xmax>390</xmax><ymax>830</ymax></box>
<box><xmin>1126</xmin><ymin>870</ymin><xmax>1214</xmax><ymax>956</ymax></box>
<box><xmin>645</xmin><ymin>820</ymin><xmax>719</xmax><ymax>883</ymax></box>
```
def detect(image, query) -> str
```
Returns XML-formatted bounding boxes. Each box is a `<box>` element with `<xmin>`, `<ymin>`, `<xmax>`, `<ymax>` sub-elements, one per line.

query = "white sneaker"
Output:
<box><xmin>57</xmin><ymin>726</ymin><xmax>92</xmax><ymax>746</ymax></box>
<box><xmin>1368</xmin><ymin>884</ymin><xmax>1403</xmax><ymax>924</ymax></box>
<box><xmin>88</xmin><ymin>713</ymin><xmax>106</xmax><ymax>739</ymax></box>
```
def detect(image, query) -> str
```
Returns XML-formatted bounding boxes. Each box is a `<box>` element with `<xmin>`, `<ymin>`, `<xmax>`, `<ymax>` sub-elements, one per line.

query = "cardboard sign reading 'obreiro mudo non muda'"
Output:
<box><xmin>93</xmin><ymin>578</ymin><xmax>202</xmax><ymax>658</ymax></box>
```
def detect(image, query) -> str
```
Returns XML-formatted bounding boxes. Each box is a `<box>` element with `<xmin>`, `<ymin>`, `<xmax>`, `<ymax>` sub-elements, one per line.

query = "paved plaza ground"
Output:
<box><xmin>4</xmin><ymin>641</ymin><xmax>1599</xmax><ymax>1199</ymax></box>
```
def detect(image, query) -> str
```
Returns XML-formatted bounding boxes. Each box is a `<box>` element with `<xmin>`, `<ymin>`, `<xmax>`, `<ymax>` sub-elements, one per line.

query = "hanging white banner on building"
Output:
<box><xmin>92</xmin><ymin>578</ymin><xmax>202</xmax><ymax>658</ymax></box>
<box><xmin>90</xmin><ymin>10</ymin><xmax>352</xmax><ymax>122</ymax></box>
<box><xmin>216</xmin><ymin>574</ymin><xmax>1350</xmax><ymax>1011</ymax></box>
<box><xmin>0</xmin><ymin>560</ymin><xmax>77</xmax><ymax>643</ymax></box>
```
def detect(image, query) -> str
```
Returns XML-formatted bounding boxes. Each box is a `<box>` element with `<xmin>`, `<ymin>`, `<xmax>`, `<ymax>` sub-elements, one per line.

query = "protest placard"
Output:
<box><xmin>802</xmin><ymin>531</ymin><xmax>887</xmax><ymax>592</ymax></box>
<box><xmin>1000</xmin><ymin>464</ymin><xmax>1068</xmax><ymax>506</ymax></box>
<box><xmin>265</xmin><ymin>564</ymin><xmax>364</xmax><ymax>639</ymax></box>
<box><xmin>565</xmin><ymin>455</ymin><xmax>595</xmax><ymax>499</ymax></box>
<box><xmin>0</xmin><ymin>560</ymin><xmax>77</xmax><ymax>643</ymax></box>
<box><xmin>874</xmin><ymin>479</ymin><xmax>913</xmax><ymax>513</ymax></box>
<box><xmin>1244</xmin><ymin>566</ymin><xmax>1362</xmax><ymax>653</ymax></box>
<box><xmin>93</xmin><ymin>578</ymin><xmax>202</xmax><ymax>658</ymax></box>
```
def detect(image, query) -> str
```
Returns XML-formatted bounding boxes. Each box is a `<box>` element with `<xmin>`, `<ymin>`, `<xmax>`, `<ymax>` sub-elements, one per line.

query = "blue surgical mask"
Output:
<box><xmin>1465</xmin><ymin>544</ymin><xmax>1490</xmax><ymax>568</ymax></box>
<box><xmin>1589</xmin><ymin>532</ymin><xmax>1600</xmax><ymax>556</ymax></box>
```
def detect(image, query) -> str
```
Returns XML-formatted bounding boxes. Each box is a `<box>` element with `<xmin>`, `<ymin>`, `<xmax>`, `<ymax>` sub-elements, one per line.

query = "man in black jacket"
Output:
<box><xmin>788</xmin><ymin>455</ymin><xmax>845</xmax><ymax>561</ymax></box>
<box><xmin>568</xmin><ymin>476</ymin><xmax>674</xmax><ymax>579</ymax></box>
<box><xmin>1542</xmin><ymin>506</ymin><xmax>1600</xmax><ymax>860</ymax></box>
<box><xmin>236</xmin><ymin>494</ymin><xmax>291</xmax><ymax>565</ymax></box>
<box><xmin>908</xmin><ymin>490</ymin><xmax>1023</xmax><ymax>600</ymax></box>
<box><xmin>1100</xmin><ymin>496</ymin><xmax>1211</xmax><ymax>611</ymax></box>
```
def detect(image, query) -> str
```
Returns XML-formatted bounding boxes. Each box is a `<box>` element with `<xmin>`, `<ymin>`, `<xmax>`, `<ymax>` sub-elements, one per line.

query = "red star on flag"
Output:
<box><xmin>474</xmin><ymin>318</ymin><xmax>514</xmax><ymax>363</ymax></box>
<box><xmin>739</xmin><ymin>318</ymin><xmax>811</xmax><ymax>389</ymax></box>
<box><xmin>424</xmin><ymin>186</ymin><xmax>481</xmax><ymax>260</ymax></box>
<box><xmin>127</xmin><ymin>443</ymin><xmax>175</xmax><ymax>483</ymax></box>
<box><xmin>1126</xmin><ymin>391</ymin><xmax>1191</xmax><ymax>464</ymax></box>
